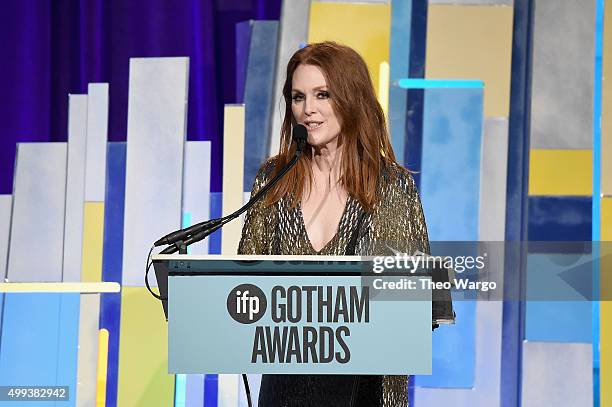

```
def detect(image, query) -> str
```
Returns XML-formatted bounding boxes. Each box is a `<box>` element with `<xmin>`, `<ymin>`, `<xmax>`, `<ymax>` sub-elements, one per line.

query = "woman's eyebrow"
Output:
<box><xmin>291</xmin><ymin>85</ymin><xmax>328</xmax><ymax>93</ymax></box>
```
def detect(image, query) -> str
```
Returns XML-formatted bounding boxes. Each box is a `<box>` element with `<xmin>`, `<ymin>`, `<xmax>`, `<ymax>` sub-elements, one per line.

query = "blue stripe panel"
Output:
<box><xmin>100</xmin><ymin>142</ymin><xmax>126</xmax><ymax>407</ymax></box>
<box><xmin>389</xmin><ymin>0</ymin><xmax>412</xmax><ymax>166</ymax></box>
<box><xmin>593</xmin><ymin>0</ymin><xmax>604</xmax><ymax>403</ymax></box>
<box><xmin>204</xmin><ymin>374</ymin><xmax>218</xmax><ymax>407</ymax></box>
<box><xmin>208</xmin><ymin>192</ymin><xmax>223</xmax><ymax>255</ymax></box>
<box><xmin>525</xmin><ymin>253</ymin><xmax>592</xmax><ymax>342</ymax></box>
<box><xmin>398</xmin><ymin>79</ymin><xmax>484</xmax><ymax>89</ymax></box>
<box><xmin>416</xmin><ymin>88</ymin><xmax>483</xmax><ymax>389</ymax></box>
<box><xmin>243</xmin><ymin>21</ymin><xmax>279</xmax><ymax>191</ymax></box>
<box><xmin>405</xmin><ymin>0</ymin><xmax>428</xmax><ymax>181</ymax></box>
<box><xmin>502</xmin><ymin>1</ymin><xmax>535</xmax><ymax>405</ymax></box>
<box><xmin>0</xmin><ymin>293</ymin><xmax>79</xmax><ymax>406</ymax></box>
<box><xmin>528</xmin><ymin>196</ymin><xmax>592</xmax><ymax>242</ymax></box>
<box><xmin>236</xmin><ymin>21</ymin><xmax>253</xmax><ymax>103</ymax></box>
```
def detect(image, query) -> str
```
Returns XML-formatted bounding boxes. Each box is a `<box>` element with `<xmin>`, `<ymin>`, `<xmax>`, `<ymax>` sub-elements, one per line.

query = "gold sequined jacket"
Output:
<box><xmin>238</xmin><ymin>159</ymin><xmax>430</xmax><ymax>407</ymax></box>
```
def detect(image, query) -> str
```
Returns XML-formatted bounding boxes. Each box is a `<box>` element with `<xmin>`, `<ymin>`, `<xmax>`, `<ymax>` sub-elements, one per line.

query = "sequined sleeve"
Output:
<box><xmin>362</xmin><ymin>164</ymin><xmax>430</xmax><ymax>257</ymax></box>
<box><xmin>237</xmin><ymin>161</ymin><xmax>276</xmax><ymax>255</ymax></box>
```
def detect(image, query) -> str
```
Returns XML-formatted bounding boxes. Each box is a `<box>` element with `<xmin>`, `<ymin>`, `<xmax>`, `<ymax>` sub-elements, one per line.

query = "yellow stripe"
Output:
<box><xmin>221</xmin><ymin>105</ymin><xmax>245</xmax><ymax>255</ymax></box>
<box><xmin>308</xmin><ymin>2</ymin><xmax>391</xmax><ymax>100</ymax></box>
<box><xmin>0</xmin><ymin>282</ymin><xmax>120</xmax><ymax>293</ymax></box>
<box><xmin>96</xmin><ymin>328</ymin><xmax>109</xmax><ymax>407</ymax></box>
<box><xmin>601</xmin><ymin>198</ymin><xmax>612</xmax><ymax>407</ymax></box>
<box><xmin>117</xmin><ymin>287</ymin><xmax>174</xmax><ymax>406</ymax></box>
<box><xmin>82</xmin><ymin>202</ymin><xmax>105</xmax><ymax>282</ymax></box>
<box><xmin>426</xmin><ymin>5</ymin><xmax>513</xmax><ymax>117</ymax></box>
<box><xmin>378</xmin><ymin>61</ymin><xmax>390</xmax><ymax>119</ymax></box>
<box><xmin>528</xmin><ymin>149</ymin><xmax>592</xmax><ymax>196</ymax></box>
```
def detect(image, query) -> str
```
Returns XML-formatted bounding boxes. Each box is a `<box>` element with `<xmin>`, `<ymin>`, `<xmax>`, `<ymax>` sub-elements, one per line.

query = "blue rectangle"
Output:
<box><xmin>528</xmin><ymin>196</ymin><xmax>592</xmax><ymax>242</ymax></box>
<box><xmin>243</xmin><ymin>21</ymin><xmax>279</xmax><ymax>191</ymax></box>
<box><xmin>0</xmin><ymin>293</ymin><xmax>79</xmax><ymax>406</ymax></box>
<box><xmin>416</xmin><ymin>87</ymin><xmax>483</xmax><ymax>388</ymax></box>
<box><xmin>99</xmin><ymin>142</ymin><xmax>127</xmax><ymax>407</ymax></box>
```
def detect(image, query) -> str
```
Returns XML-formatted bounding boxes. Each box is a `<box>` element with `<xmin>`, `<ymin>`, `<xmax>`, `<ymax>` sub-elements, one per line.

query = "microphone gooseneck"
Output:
<box><xmin>155</xmin><ymin>124</ymin><xmax>308</xmax><ymax>254</ymax></box>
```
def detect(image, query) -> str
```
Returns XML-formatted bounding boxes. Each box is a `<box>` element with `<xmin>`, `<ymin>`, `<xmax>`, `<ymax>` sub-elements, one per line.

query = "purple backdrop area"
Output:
<box><xmin>0</xmin><ymin>0</ymin><xmax>281</xmax><ymax>194</ymax></box>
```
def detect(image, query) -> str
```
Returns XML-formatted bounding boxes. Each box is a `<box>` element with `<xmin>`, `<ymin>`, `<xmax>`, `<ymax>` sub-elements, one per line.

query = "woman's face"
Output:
<box><xmin>291</xmin><ymin>64</ymin><xmax>342</xmax><ymax>148</ymax></box>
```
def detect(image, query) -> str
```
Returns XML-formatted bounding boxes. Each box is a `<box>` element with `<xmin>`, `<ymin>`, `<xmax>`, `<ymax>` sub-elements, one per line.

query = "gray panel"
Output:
<box><xmin>122</xmin><ymin>57</ymin><xmax>189</xmax><ymax>286</ymax></box>
<box><xmin>85</xmin><ymin>83</ymin><xmax>109</xmax><ymax>202</ymax></box>
<box><xmin>7</xmin><ymin>143</ymin><xmax>67</xmax><ymax>282</ymax></box>
<box><xmin>479</xmin><ymin>118</ymin><xmax>508</xmax><ymax>241</ymax></box>
<box><xmin>75</xmin><ymin>295</ymin><xmax>100</xmax><ymax>407</ymax></box>
<box><xmin>414</xmin><ymin>301</ymin><xmax>503</xmax><ymax>406</ymax></box>
<box><xmin>63</xmin><ymin>95</ymin><xmax>88</xmax><ymax>282</ymax></box>
<box><xmin>0</xmin><ymin>195</ymin><xmax>12</xmax><ymax>279</ymax></box>
<box><xmin>530</xmin><ymin>0</ymin><xmax>595</xmax><ymax>148</ymax></box>
<box><xmin>521</xmin><ymin>341</ymin><xmax>592</xmax><ymax>406</ymax></box>
<box><xmin>429</xmin><ymin>0</ymin><xmax>512</xmax><ymax>4</ymax></box>
<box><xmin>182</xmin><ymin>141</ymin><xmax>211</xmax><ymax>255</ymax></box>
<box><xmin>268</xmin><ymin>0</ymin><xmax>310</xmax><ymax>157</ymax></box>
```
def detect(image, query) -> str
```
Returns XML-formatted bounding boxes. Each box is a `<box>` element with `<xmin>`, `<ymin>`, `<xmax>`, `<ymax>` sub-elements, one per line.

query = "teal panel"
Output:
<box><xmin>0</xmin><ymin>293</ymin><xmax>79</xmax><ymax>406</ymax></box>
<box><xmin>416</xmin><ymin>88</ymin><xmax>483</xmax><ymax>388</ymax></box>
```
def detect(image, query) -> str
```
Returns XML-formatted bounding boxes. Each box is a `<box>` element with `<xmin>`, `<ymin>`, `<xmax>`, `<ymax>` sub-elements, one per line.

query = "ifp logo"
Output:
<box><xmin>227</xmin><ymin>284</ymin><xmax>267</xmax><ymax>324</ymax></box>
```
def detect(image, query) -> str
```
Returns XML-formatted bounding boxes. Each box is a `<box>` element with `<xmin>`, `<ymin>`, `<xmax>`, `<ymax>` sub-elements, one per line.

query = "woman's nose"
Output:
<box><xmin>304</xmin><ymin>97</ymin><xmax>316</xmax><ymax>115</ymax></box>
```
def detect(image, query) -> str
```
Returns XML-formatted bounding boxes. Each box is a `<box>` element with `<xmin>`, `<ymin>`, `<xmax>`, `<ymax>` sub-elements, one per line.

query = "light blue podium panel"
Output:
<box><xmin>122</xmin><ymin>57</ymin><xmax>189</xmax><ymax>286</ymax></box>
<box><xmin>63</xmin><ymin>94</ymin><xmax>88</xmax><ymax>283</ymax></box>
<box><xmin>156</xmin><ymin>256</ymin><xmax>432</xmax><ymax>375</ymax></box>
<box><xmin>7</xmin><ymin>143</ymin><xmax>67</xmax><ymax>282</ymax></box>
<box><xmin>85</xmin><ymin>83</ymin><xmax>109</xmax><ymax>202</ymax></box>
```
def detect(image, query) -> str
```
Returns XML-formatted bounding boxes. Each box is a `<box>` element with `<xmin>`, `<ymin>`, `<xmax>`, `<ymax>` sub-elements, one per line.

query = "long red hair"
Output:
<box><xmin>265</xmin><ymin>41</ymin><xmax>397</xmax><ymax>212</ymax></box>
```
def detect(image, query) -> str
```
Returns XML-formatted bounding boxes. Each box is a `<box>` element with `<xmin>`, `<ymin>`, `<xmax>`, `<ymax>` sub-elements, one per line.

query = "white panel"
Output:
<box><xmin>122</xmin><ymin>57</ymin><xmax>189</xmax><ymax>286</ymax></box>
<box><xmin>7</xmin><ymin>143</ymin><xmax>67</xmax><ymax>282</ymax></box>
<box><xmin>182</xmin><ymin>141</ymin><xmax>211</xmax><ymax>255</ymax></box>
<box><xmin>521</xmin><ymin>341</ymin><xmax>592</xmax><ymax>406</ymax></box>
<box><xmin>0</xmin><ymin>195</ymin><xmax>12</xmax><ymax>279</ymax></box>
<box><xmin>219</xmin><ymin>374</ymin><xmax>239</xmax><ymax>407</ymax></box>
<box><xmin>414</xmin><ymin>301</ymin><xmax>503</xmax><ymax>406</ymax></box>
<box><xmin>75</xmin><ymin>295</ymin><xmax>100</xmax><ymax>407</ymax></box>
<box><xmin>268</xmin><ymin>0</ymin><xmax>310</xmax><ymax>156</ymax></box>
<box><xmin>85</xmin><ymin>83</ymin><xmax>109</xmax><ymax>202</ymax></box>
<box><xmin>63</xmin><ymin>95</ymin><xmax>88</xmax><ymax>282</ymax></box>
<box><xmin>479</xmin><ymin>118</ymin><xmax>508</xmax><ymax>241</ymax></box>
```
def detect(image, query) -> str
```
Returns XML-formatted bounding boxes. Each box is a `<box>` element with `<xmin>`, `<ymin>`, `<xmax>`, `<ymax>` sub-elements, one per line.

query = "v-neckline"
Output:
<box><xmin>298</xmin><ymin>196</ymin><xmax>351</xmax><ymax>254</ymax></box>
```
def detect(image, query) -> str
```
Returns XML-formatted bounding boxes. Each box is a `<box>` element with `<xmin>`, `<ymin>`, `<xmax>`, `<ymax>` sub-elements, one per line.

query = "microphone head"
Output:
<box><xmin>292</xmin><ymin>124</ymin><xmax>308</xmax><ymax>152</ymax></box>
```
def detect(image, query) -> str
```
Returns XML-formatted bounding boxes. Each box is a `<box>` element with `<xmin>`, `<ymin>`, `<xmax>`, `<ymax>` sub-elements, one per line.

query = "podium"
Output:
<box><xmin>152</xmin><ymin>255</ymin><xmax>435</xmax><ymax>375</ymax></box>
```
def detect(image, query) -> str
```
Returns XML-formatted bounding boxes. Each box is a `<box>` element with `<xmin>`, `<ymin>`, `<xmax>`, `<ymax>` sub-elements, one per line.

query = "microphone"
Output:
<box><xmin>155</xmin><ymin>124</ymin><xmax>308</xmax><ymax>254</ymax></box>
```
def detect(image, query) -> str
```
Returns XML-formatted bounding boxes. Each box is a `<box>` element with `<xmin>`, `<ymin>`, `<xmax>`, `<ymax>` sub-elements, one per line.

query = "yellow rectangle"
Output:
<box><xmin>528</xmin><ymin>149</ymin><xmax>592</xmax><ymax>196</ymax></box>
<box><xmin>222</xmin><ymin>105</ymin><xmax>245</xmax><ymax>255</ymax></box>
<box><xmin>426</xmin><ymin>5</ymin><xmax>514</xmax><ymax>117</ymax></box>
<box><xmin>96</xmin><ymin>328</ymin><xmax>109</xmax><ymax>407</ymax></box>
<box><xmin>82</xmin><ymin>202</ymin><xmax>105</xmax><ymax>282</ymax></box>
<box><xmin>308</xmin><ymin>1</ymin><xmax>391</xmax><ymax>100</ymax></box>
<box><xmin>117</xmin><ymin>287</ymin><xmax>174</xmax><ymax>406</ymax></box>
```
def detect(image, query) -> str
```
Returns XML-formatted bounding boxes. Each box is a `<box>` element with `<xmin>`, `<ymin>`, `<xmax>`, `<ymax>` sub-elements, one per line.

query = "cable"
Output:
<box><xmin>242</xmin><ymin>374</ymin><xmax>252</xmax><ymax>407</ymax></box>
<box><xmin>144</xmin><ymin>245</ymin><xmax>165</xmax><ymax>300</ymax></box>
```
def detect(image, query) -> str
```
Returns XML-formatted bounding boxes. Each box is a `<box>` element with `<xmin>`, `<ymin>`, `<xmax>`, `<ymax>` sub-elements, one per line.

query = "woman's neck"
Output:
<box><xmin>309</xmin><ymin>142</ymin><xmax>343</xmax><ymax>190</ymax></box>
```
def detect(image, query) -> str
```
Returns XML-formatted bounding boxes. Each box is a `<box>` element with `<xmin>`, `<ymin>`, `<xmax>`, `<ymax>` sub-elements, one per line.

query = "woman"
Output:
<box><xmin>238</xmin><ymin>41</ymin><xmax>429</xmax><ymax>407</ymax></box>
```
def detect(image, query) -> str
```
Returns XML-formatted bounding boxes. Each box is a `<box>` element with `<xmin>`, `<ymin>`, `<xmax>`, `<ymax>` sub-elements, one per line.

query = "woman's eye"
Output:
<box><xmin>292</xmin><ymin>94</ymin><xmax>304</xmax><ymax>102</ymax></box>
<box><xmin>317</xmin><ymin>91</ymin><xmax>330</xmax><ymax>99</ymax></box>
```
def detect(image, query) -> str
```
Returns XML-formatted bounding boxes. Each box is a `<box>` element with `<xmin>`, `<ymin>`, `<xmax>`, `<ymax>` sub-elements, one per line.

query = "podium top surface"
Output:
<box><xmin>152</xmin><ymin>254</ymin><xmax>363</xmax><ymax>262</ymax></box>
